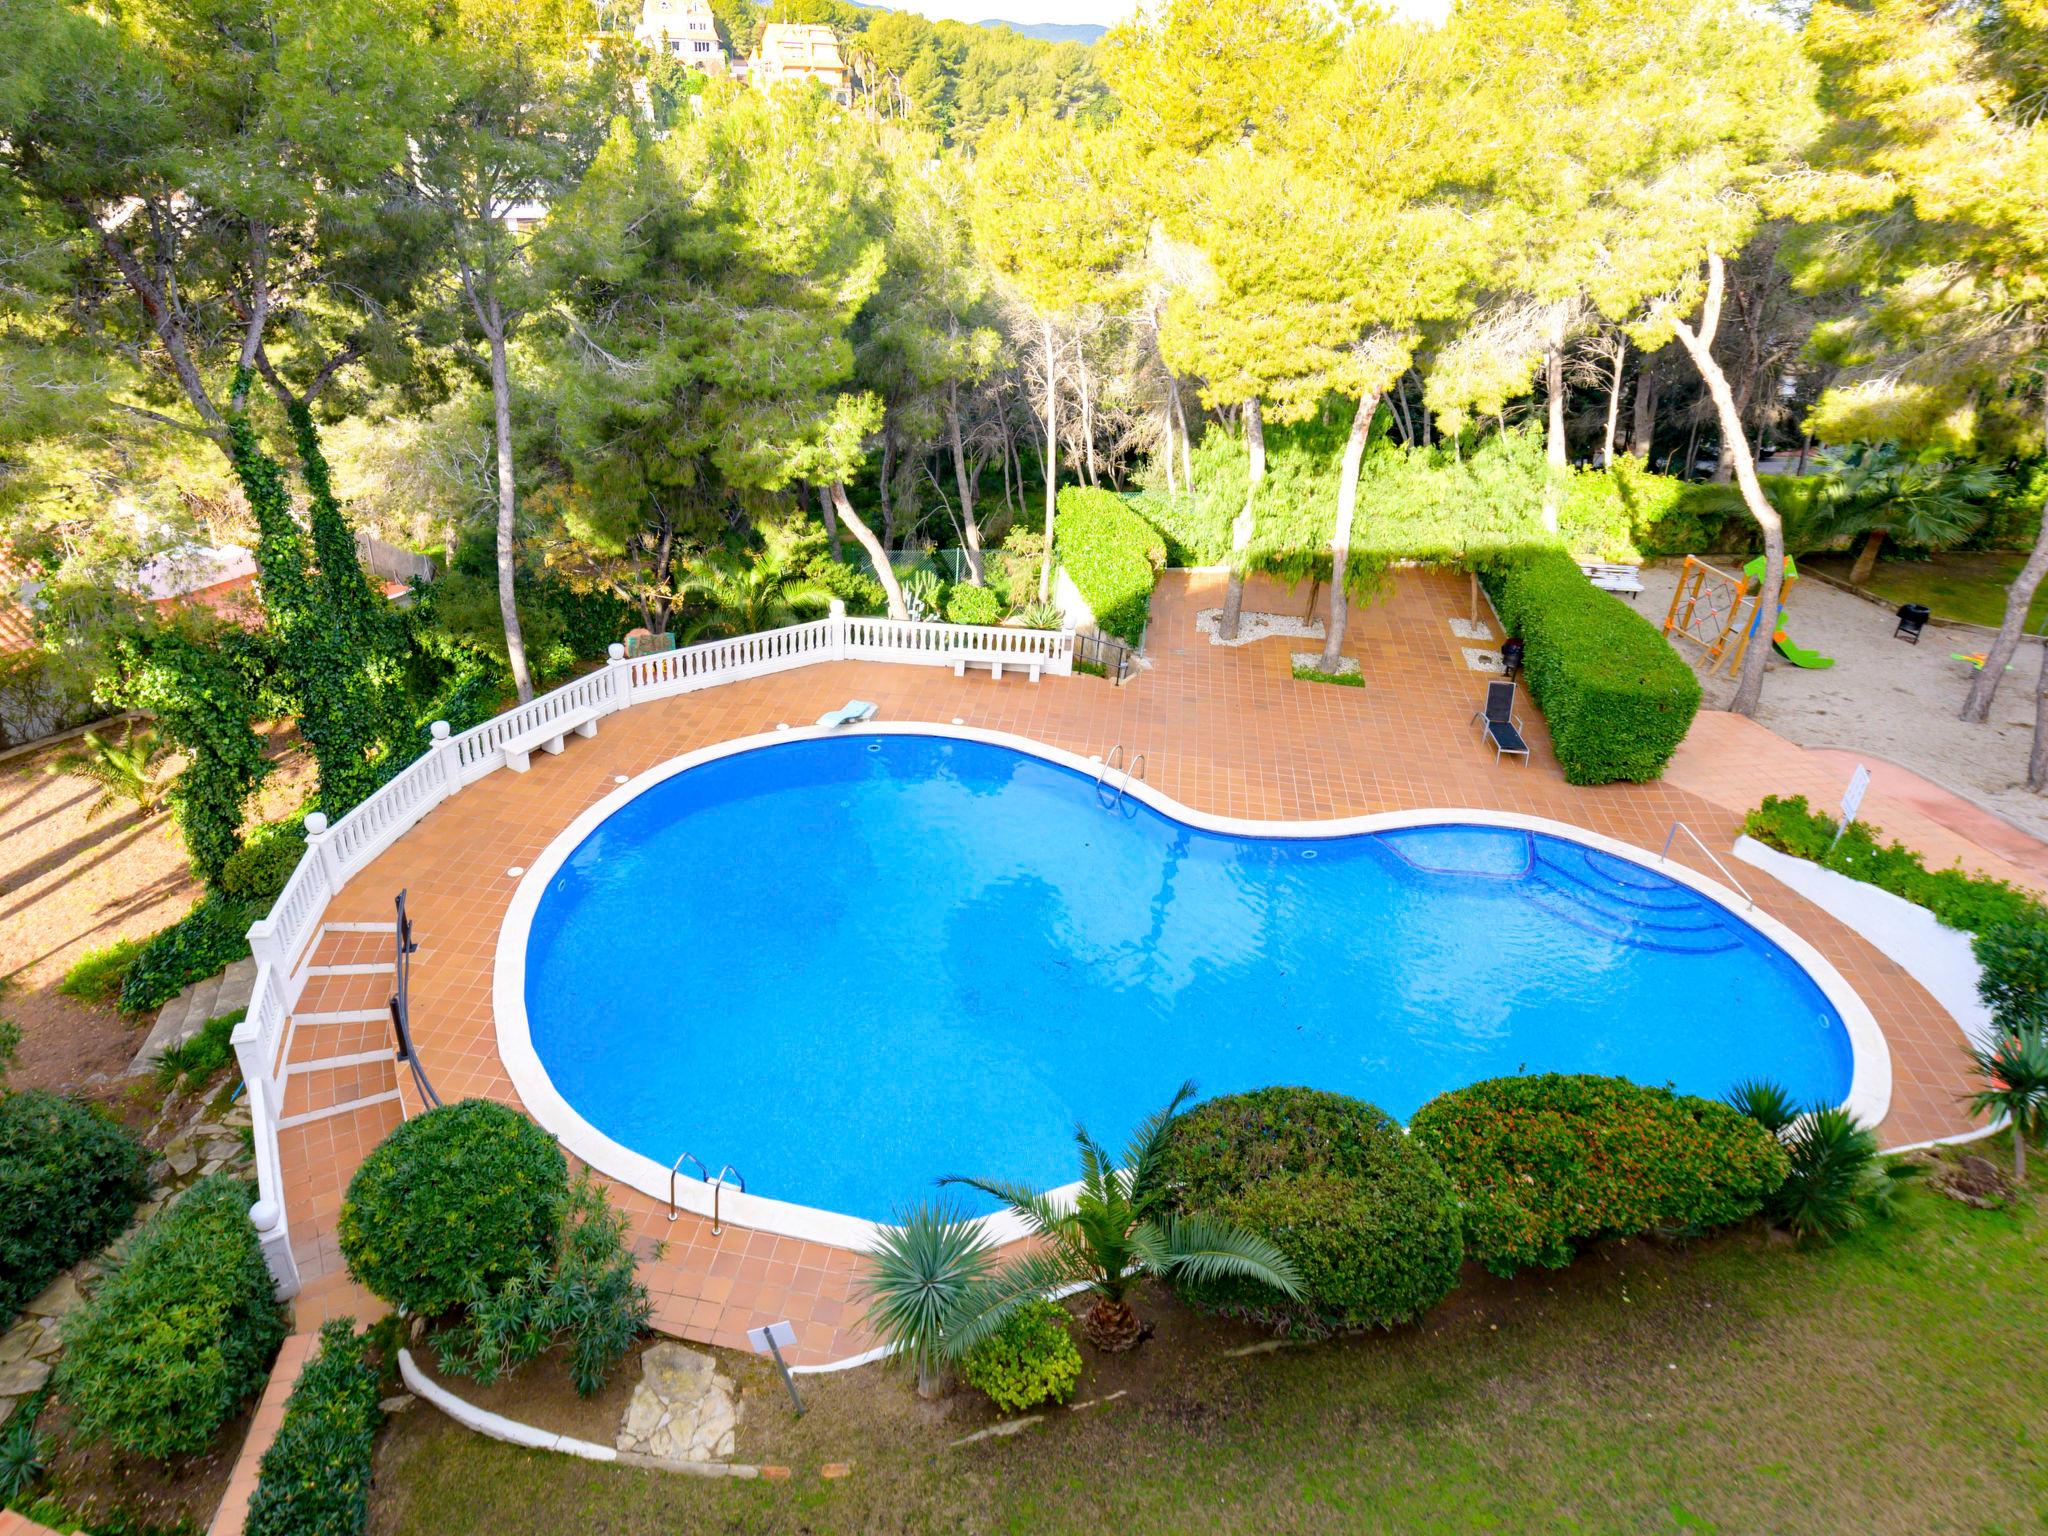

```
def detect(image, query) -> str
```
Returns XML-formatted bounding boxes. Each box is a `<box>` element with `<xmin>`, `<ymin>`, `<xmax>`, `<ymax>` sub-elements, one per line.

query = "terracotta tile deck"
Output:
<box><xmin>277</xmin><ymin>568</ymin><xmax>2027</xmax><ymax>1364</ymax></box>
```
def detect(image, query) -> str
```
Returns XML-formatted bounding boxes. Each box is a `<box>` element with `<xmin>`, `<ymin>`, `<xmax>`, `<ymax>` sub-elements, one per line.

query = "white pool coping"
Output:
<box><xmin>493</xmin><ymin>722</ymin><xmax>1891</xmax><ymax>1254</ymax></box>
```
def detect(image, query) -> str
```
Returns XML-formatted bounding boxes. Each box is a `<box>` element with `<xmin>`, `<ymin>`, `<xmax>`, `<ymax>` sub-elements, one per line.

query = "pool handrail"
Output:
<box><xmin>1660</xmin><ymin>819</ymin><xmax>1756</xmax><ymax>910</ymax></box>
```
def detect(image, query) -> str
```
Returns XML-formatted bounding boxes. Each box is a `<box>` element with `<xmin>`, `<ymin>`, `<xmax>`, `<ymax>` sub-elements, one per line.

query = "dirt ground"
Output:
<box><xmin>1638</xmin><ymin>560</ymin><xmax>2048</xmax><ymax>844</ymax></box>
<box><xmin>0</xmin><ymin>724</ymin><xmax>311</xmax><ymax>1103</ymax></box>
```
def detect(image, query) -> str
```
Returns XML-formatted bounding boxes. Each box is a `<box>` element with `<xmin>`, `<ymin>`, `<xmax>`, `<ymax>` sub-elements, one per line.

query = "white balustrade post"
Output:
<box><xmin>246</xmin><ymin>917</ymin><xmax>285</xmax><ymax>973</ymax></box>
<box><xmin>429</xmin><ymin>719</ymin><xmax>461</xmax><ymax>798</ymax></box>
<box><xmin>607</xmin><ymin>642</ymin><xmax>633</xmax><ymax>710</ymax></box>
<box><xmin>829</xmin><ymin>598</ymin><xmax>848</xmax><ymax>660</ymax></box>
<box><xmin>303</xmin><ymin>811</ymin><xmax>344</xmax><ymax>894</ymax></box>
<box><xmin>249</xmin><ymin>1194</ymin><xmax>301</xmax><ymax>1299</ymax></box>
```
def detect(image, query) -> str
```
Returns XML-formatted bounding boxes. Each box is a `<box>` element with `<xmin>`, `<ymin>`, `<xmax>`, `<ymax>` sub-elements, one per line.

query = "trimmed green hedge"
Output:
<box><xmin>244</xmin><ymin>1318</ymin><xmax>382</xmax><ymax>1536</ymax></box>
<box><xmin>0</xmin><ymin>1092</ymin><xmax>147</xmax><ymax>1327</ymax></box>
<box><xmin>1053</xmin><ymin>487</ymin><xmax>1165</xmax><ymax>647</ymax></box>
<box><xmin>57</xmin><ymin>1174</ymin><xmax>288</xmax><ymax>1459</ymax></box>
<box><xmin>1480</xmin><ymin>546</ymin><xmax>1701</xmax><ymax>784</ymax></box>
<box><xmin>118</xmin><ymin>894</ymin><xmax>258</xmax><ymax>1015</ymax></box>
<box><xmin>1409</xmin><ymin>1074</ymin><xmax>1789</xmax><ymax>1277</ymax></box>
<box><xmin>338</xmin><ymin>1099</ymin><xmax>568</xmax><ymax>1316</ymax></box>
<box><xmin>945</xmin><ymin>582</ymin><xmax>1002</xmax><ymax>627</ymax></box>
<box><xmin>1159</xmin><ymin>1088</ymin><xmax>1463</xmax><ymax>1333</ymax></box>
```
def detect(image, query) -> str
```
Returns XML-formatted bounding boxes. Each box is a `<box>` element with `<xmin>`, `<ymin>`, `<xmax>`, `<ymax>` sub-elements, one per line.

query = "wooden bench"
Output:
<box><xmin>1580</xmin><ymin>561</ymin><xmax>1645</xmax><ymax>600</ymax></box>
<box><xmin>949</xmin><ymin>646</ymin><xmax>1045</xmax><ymax>682</ymax></box>
<box><xmin>500</xmin><ymin>712</ymin><xmax>599</xmax><ymax>772</ymax></box>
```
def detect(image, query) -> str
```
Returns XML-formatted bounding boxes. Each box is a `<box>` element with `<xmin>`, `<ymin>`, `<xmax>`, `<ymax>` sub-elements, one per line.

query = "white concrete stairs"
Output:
<box><xmin>127</xmin><ymin>956</ymin><xmax>259</xmax><ymax>1077</ymax></box>
<box><xmin>274</xmin><ymin>927</ymin><xmax>405</xmax><ymax>1130</ymax></box>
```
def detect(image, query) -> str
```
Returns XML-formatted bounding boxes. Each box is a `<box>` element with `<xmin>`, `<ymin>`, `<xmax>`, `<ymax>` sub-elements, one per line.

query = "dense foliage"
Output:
<box><xmin>1743</xmin><ymin>795</ymin><xmax>2047</xmax><ymax>937</ymax></box>
<box><xmin>1480</xmin><ymin>547</ymin><xmax>1701</xmax><ymax>784</ymax></box>
<box><xmin>338</xmin><ymin>1100</ymin><xmax>569</xmax><ymax>1316</ymax></box>
<box><xmin>0</xmin><ymin>1091</ymin><xmax>146</xmax><ymax>1327</ymax></box>
<box><xmin>57</xmin><ymin>1175</ymin><xmax>288</xmax><ymax>1459</ymax></box>
<box><xmin>1409</xmin><ymin>1074</ymin><xmax>1790</xmax><ymax>1276</ymax></box>
<box><xmin>959</xmin><ymin>1299</ymin><xmax>1082</xmax><ymax>1413</ymax></box>
<box><xmin>243</xmin><ymin>1319</ymin><xmax>382</xmax><ymax>1536</ymax></box>
<box><xmin>1052</xmin><ymin>486</ymin><xmax>1166</xmax><ymax>645</ymax></box>
<box><xmin>944</xmin><ymin>582</ymin><xmax>1002</xmax><ymax>626</ymax></box>
<box><xmin>1159</xmin><ymin>1088</ymin><xmax>1463</xmax><ymax>1334</ymax></box>
<box><xmin>118</xmin><ymin>893</ymin><xmax>258</xmax><ymax>1015</ymax></box>
<box><xmin>433</xmin><ymin>1174</ymin><xmax>652</xmax><ymax>1397</ymax></box>
<box><xmin>220</xmin><ymin>811</ymin><xmax>311</xmax><ymax>902</ymax></box>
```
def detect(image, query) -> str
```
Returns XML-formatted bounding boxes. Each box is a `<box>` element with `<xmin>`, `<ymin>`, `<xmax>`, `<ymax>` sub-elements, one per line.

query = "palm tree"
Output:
<box><xmin>674</xmin><ymin>553</ymin><xmax>834</xmax><ymax>643</ymax></box>
<box><xmin>941</xmin><ymin>1083</ymin><xmax>1303</xmax><ymax>1354</ymax></box>
<box><xmin>1966</xmin><ymin>1024</ymin><xmax>2048</xmax><ymax>1182</ymax></box>
<box><xmin>854</xmin><ymin>1201</ymin><xmax>995</xmax><ymax>1399</ymax></box>
<box><xmin>43</xmin><ymin>726</ymin><xmax>177</xmax><ymax>819</ymax></box>
<box><xmin>1825</xmin><ymin>444</ymin><xmax>2002</xmax><ymax>584</ymax></box>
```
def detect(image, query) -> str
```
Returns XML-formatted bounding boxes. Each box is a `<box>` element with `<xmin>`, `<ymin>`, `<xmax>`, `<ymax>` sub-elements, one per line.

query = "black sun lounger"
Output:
<box><xmin>1472</xmin><ymin>679</ymin><xmax>1530</xmax><ymax>765</ymax></box>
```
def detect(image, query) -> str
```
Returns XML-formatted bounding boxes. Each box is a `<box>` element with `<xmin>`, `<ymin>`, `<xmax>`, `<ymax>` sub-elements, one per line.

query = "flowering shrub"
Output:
<box><xmin>1409</xmin><ymin>1074</ymin><xmax>1788</xmax><ymax>1276</ymax></box>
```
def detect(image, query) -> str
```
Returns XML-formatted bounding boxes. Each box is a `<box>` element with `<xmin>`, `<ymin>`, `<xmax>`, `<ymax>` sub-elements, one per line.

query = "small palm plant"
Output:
<box><xmin>1726</xmin><ymin>1078</ymin><xmax>1799</xmax><ymax>1134</ymax></box>
<box><xmin>941</xmin><ymin>1083</ymin><xmax>1303</xmax><ymax>1353</ymax></box>
<box><xmin>676</xmin><ymin>554</ymin><xmax>834</xmax><ymax>642</ymax></box>
<box><xmin>855</xmin><ymin>1200</ymin><xmax>995</xmax><ymax>1398</ymax></box>
<box><xmin>1773</xmin><ymin>1106</ymin><xmax>1915</xmax><ymax>1241</ymax></box>
<box><xmin>44</xmin><ymin>726</ymin><xmax>178</xmax><ymax>818</ymax></box>
<box><xmin>1966</xmin><ymin>1024</ymin><xmax>2048</xmax><ymax>1183</ymax></box>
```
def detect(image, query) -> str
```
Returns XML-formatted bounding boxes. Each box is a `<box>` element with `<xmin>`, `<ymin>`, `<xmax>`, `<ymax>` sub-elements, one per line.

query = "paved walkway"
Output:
<box><xmin>279</xmin><ymin>569</ymin><xmax>2028</xmax><ymax>1362</ymax></box>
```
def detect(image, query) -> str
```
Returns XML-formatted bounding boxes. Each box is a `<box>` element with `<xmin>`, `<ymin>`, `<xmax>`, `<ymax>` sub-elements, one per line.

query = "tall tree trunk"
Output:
<box><xmin>946</xmin><ymin>381</ymin><xmax>985</xmax><ymax>585</ymax></box>
<box><xmin>878</xmin><ymin>431</ymin><xmax>896</xmax><ymax>549</ymax></box>
<box><xmin>816</xmin><ymin>483</ymin><xmax>842</xmax><ymax>561</ymax></box>
<box><xmin>831</xmin><ymin>481</ymin><xmax>908</xmax><ymax>620</ymax></box>
<box><xmin>1602</xmin><ymin>341</ymin><xmax>1625</xmax><ymax>466</ymax></box>
<box><xmin>1542</xmin><ymin>315</ymin><xmax>1566</xmax><ymax>533</ymax></box>
<box><xmin>1174</xmin><ymin>381</ymin><xmax>1194</xmax><ymax>489</ymax></box>
<box><xmin>1848</xmin><ymin>529</ymin><xmax>1886</xmax><ymax>586</ymax></box>
<box><xmin>1391</xmin><ymin>382</ymin><xmax>1415</xmax><ymax>446</ymax></box>
<box><xmin>1317</xmin><ymin>392</ymin><xmax>1379</xmax><ymax>673</ymax></box>
<box><xmin>1078</xmin><ymin>338</ymin><xmax>1098</xmax><ymax>487</ymax></box>
<box><xmin>1162</xmin><ymin>384</ymin><xmax>1177</xmax><ymax>498</ymax></box>
<box><xmin>1672</xmin><ymin>253</ymin><xmax>1780</xmax><ymax>719</ymax></box>
<box><xmin>1964</xmin><ymin>492</ymin><xmax>2048</xmax><ymax>721</ymax></box>
<box><xmin>2029</xmin><ymin>637</ymin><xmax>2048</xmax><ymax>793</ymax></box>
<box><xmin>484</xmin><ymin>312</ymin><xmax>534</xmax><ymax>704</ymax></box>
<box><xmin>1711</xmin><ymin>374</ymin><xmax>1755</xmax><ymax>485</ymax></box>
<box><xmin>1039</xmin><ymin>316</ymin><xmax>1058</xmax><ymax>601</ymax></box>
<box><xmin>1630</xmin><ymin>365</ymin><xmax>1658</xmax><ymax>461</ymax></box>
<box><xmin>1219</xmin><ymin>397</ymin><xmax>1265</xmax><ymax>641</ymax></box>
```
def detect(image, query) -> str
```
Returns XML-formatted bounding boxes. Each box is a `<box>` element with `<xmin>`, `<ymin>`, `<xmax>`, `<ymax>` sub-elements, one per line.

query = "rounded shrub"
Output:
<box><xmin>944</xmin><ymin>583</ymin><xmax>1002</xmax><ymax>627</ymax></box>
<box><xmin>1158</xmin><ymin>1088</ymin><xmax>1463</xmax><ymax>1333</ymax></box>
<box><xmin>338</xmin><ymin>1099</ymin><xmax>568</xmax><ymax>1315</ymax></box>
<box><xmin>0</xmin><ymin>1091</ymin><xmax>147</xmax><ymax>1326</ymax></box>
<box><xmin>1409</xmin><ymin>1073</ymin><xmax>1790</xmax><ymax>1277</ymax></box>
<box><xmin>57</xmin><ymin>1174</ymin><xmax>287</xmax><ymax>1459</ymax></box>
<box><xmin>960</xmin><ymin>1299</ymin><xmax>1082</xmax><ymax>1413</ymax></box>
<box><xmin>220</xmin><ymin>813</ymin><xmax>309</xmax><ymax>902</ymax></box>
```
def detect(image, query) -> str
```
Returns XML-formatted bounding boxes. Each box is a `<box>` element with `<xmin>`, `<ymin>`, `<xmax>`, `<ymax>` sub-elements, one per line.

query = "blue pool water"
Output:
<box><xmin>522</xmin><ymin>734</ymin><xmax>1854</xmax><ymax>1222</ymax></box>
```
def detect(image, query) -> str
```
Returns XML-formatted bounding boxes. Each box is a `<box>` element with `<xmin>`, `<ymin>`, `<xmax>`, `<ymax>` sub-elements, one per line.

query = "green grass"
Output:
<box><xmin>153</xmin><ymin>1008</ymin><xmax>246</xmax><ymax>1091</ymax></box>
<box><xmin>1291</xmin><ymin>663</ymin><xmax>1365</xmax><ymax>687</ymax></box>
<box><xmin>1809</xmin><ymin>550</ymin><xmax>2048</xmax><ymax>631</ymax></box>
<box><xmin>370</xmin><ymin>1154</ymin><xmax>2048</xmax><ymax>1535</ymax></box>
<box><xmin>57</xmin><ymin>938</ymin><xmax>147</xmax><ymax>1006</ymax></box>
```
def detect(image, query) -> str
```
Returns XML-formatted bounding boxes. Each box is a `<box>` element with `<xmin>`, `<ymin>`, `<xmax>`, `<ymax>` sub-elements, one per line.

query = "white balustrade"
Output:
<box><xmin>236</xmin><ymin>609</ymin><xmax>1077</xmax><ymax>1293</ymax></box>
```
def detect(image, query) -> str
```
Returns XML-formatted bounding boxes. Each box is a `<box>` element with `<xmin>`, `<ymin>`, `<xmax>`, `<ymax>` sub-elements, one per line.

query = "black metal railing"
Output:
<box><xmin>389</xmin><ymin>890</ymin><xmax>441</xmax><ymax>1109</ymax></box>
<box><xmin>1074</xmin><ymin>631</ymin><xmax>1137</xmax><ymax>685</ymax></box>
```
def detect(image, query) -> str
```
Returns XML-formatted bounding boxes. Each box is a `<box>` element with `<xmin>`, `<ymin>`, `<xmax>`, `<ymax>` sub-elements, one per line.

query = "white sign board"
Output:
<box><xmin>1840</xmin><ymin>764</ymin><xmax>1872</xmax><ymax>827</ymax></box>
<box><xmin>748</xmin><ymin>1320</ymin><xmax>797</xmax><ymax>1356</ymax></box>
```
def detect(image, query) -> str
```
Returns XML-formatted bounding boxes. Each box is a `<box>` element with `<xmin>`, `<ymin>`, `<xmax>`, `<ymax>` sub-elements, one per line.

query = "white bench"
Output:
<box><xmin>500</xmin><ymin>712</ymin><xmax>599</xmax><ymax>772</ymax></box>
<box><xmin>950</xmin><ymin>646</ymin><xmax>1044</xmax><ymax>682</ymax></box>
<box><xmin>1581</xmin><ymin>562</ymin><xmax>1645</xmax><ymax>600</ymax></box>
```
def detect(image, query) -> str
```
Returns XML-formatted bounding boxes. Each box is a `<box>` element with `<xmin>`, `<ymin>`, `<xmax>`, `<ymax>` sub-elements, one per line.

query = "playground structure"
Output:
<box><xmin>1661</xmin><ymin>554</ymin><xmax>1835</xmax><ymax>674</ymax></box>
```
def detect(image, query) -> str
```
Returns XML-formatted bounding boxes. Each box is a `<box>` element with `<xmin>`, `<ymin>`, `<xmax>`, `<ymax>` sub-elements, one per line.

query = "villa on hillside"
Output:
<box><xmin>635</xmin><ymin>0</ymin><xmax>728</xmax><ymax>73</ymax></box>
<box><xmin>748</xmin><ymin>22</ymin><xmax>850</xmax><ymax>102</ymax></box>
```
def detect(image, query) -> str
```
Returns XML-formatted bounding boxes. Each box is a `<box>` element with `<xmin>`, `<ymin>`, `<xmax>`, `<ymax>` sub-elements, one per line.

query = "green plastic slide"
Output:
<box><xmin>1771</xmin><ymin>625</ymin><xmax>1834</xmax><ymax>668</ymax></box>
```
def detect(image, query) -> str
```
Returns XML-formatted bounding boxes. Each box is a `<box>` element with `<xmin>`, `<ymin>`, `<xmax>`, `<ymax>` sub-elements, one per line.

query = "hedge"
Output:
<box><xmin>1479</xmin><ymin>546</ymin><xmax>1701</xmax><ymax>784</ymax></box>
<box><xmin>1053</xmin><ymin>486</ymin><xmax>1165</xmax><ymax>646</ymax></box>
<box><xmin>1409</xmin><ymin>1074</ymin><xmax>1790</xmax><ymax>1276</ymax></box>
<box><xmin>57</xmin><ymin>1174</ymin><xmax>288</xmax><ymax>1459</ymax></box>
<box><xmin>1159</xmin><ymin>1088</ymin><xmax>1463</xmax><ymax>1333</ymax></box>
<box><xmin>118</xmin><ymin>893</ymin><xmax>258</xmax><ymax>1015</ymax></box>
<box><xmin>338</xmin><ymin>1099</ymin><xmax>568</xmax><ymax>1316</ymax></box>
<box><xmin>0</xmin><ymin>1091</ymin><xmax>147</xmax><ymax>1327</ymax></box>
<box><xmin>944</xmin><ymin>582</ymin><xmax>1002</xmax><ymax>627</ymax></box>
<box><xmin>243</xmin><ymin>1318</ymin><xmax>382</xmax><ymax>1536</ymax></box>
<box><xmin>220</xmin><ymin>811</ymin><xmax>310</xmax><ymax>902</ymax></box>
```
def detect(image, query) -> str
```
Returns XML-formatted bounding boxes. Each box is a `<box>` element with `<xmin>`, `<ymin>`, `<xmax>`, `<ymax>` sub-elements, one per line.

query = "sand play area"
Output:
<box><xmin>1638</xmin><ymin>560</ymin><xmax>2048</xmax><ymax>846</ymax></box>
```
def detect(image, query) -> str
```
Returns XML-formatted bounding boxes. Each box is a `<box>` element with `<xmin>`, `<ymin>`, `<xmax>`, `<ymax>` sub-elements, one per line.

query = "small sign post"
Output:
<box><xmin>1831</xmin><ymin>764</ymin><xmax>1871</xmax><ymax>851</ymax></box>
<box><xmin>748</xmin><ymin>1320</ymin><xmax>804</xmax><ymax>1416</ymax></box>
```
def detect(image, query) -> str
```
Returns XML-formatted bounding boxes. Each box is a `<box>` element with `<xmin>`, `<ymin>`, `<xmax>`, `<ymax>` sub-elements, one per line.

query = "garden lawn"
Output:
<box><xmin>1809</xmin><ymin>550</ymin><xmax>2048</xmax><ymax>631</ymax></box>
<box><xmin>369</xmin><ymin>1154</ymin><xmax>2048</xmax><ymax>1536</ymax></box>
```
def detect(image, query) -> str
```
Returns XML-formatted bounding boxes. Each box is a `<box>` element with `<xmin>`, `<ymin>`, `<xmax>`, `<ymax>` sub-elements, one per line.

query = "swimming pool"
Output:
<box><xmin>497</xmin><ymin>727</ymin><xmax>1882</xmax><ymax>1241</ymax></box>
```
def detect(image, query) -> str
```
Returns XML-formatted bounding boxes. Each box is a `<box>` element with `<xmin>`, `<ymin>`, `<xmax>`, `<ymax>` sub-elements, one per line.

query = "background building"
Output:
<box><xmin>635</xmin><ymin>0</ymin><xmax>727</xmax><ymax>74</ymax></box>
<box><xmin>748</xmin><ymin>23</ymin><xmax>849</xmax><ymax>102</ymax></box>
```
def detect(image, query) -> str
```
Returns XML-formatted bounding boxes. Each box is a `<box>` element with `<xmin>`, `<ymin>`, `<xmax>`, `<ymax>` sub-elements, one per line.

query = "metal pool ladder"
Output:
<box><xmin>1094</xmin><ymin>743</ymin><xmax>1146</xmax><ymax>810</ymax></box>
<box><xmin>668</xmin><ymin>1152</ymin><xmax>747</xmax><ymax>1235</ymax></box>
<box><xmin>1659</xmin><ymin>820</ymin><xmax>1756</xmax><ymax>910</ymax></box>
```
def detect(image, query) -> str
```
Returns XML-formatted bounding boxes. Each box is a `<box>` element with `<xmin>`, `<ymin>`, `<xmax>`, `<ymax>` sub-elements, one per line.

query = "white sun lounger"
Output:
<box><xmin>815</xmin><ymin>700</ymin><xmax>878</xmax><ymax>728</ymax></box>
